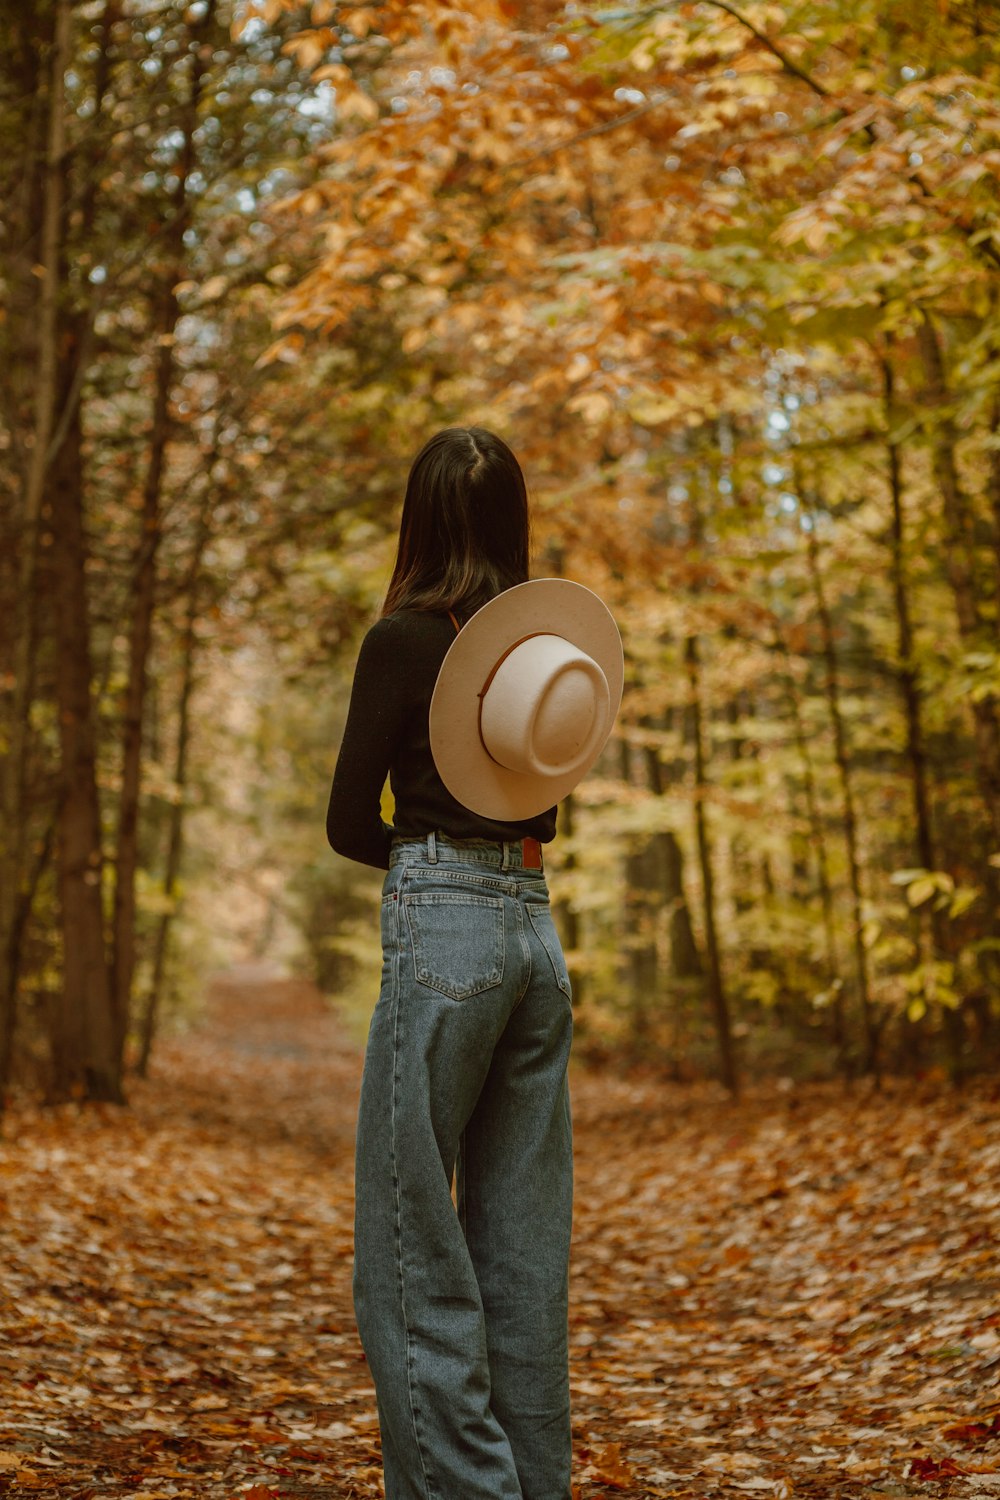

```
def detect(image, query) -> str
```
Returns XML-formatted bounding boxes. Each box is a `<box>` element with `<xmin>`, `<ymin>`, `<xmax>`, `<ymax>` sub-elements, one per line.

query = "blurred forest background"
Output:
<box><xmin>2</xmin><ymin>0</ymin><xmax>1000</xmax><ymax>1109</ymax></box>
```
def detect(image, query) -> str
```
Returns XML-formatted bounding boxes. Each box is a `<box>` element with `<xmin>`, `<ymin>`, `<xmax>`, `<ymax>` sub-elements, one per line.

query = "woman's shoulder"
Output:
<box><xmin>367</xmin><ymin>607</ymin><xmax>452</xmax><ymax>633</ymax></box>
<box><xmin>360</xmin><ymin>609</ymin><xmax>454</xmax><ymax>661</ymax></box>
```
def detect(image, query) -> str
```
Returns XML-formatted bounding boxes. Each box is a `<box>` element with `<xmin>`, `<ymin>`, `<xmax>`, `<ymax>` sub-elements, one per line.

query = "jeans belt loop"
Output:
<box><xmin>500</xmin><ymin>840</ymin><xmax>511</xmax><ymax>872</ymax></box>
<box><xmin>427</xmin><ymin>830</ymin><xmax>438</xmax><ymax>864</ymax></box>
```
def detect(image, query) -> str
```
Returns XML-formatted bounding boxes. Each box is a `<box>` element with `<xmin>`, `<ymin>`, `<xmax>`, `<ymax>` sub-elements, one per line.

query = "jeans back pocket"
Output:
<box><xmin>403</xmin><ymin>893</ymin><xmax>505</xmax><ymax>1001</ymax></box>
<box><xmin>527</xmin><ymin>903</ymin><xmax>572</xmax><ymax>998</ymax></box>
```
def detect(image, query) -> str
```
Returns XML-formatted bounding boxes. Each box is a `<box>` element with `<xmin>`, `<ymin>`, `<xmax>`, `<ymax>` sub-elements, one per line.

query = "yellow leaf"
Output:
<box><xmin>337</xmin><ymin>84</ymin><xmax>379</xmax><ymax>122</ymax></box>
<box><xmin>630</xmin><ymin>395</ymin><xmax>680</xmax><ymax>424</ymax></box>
<box><xmin>907</xmin><ymin>875</ymin><xmax>937</xmax><ymax>908</ymax></box>
<box><xmin>567</xmin><ymin>390</ymin><xmax>612</xmax><ymax>422</ymax></box>
<box><xmin>254</xmin><ymin>332</ymin><xmax>305</xmax><ymax>368</ymax></box>
<box><xmin>803</xmin><ymin>218</ymin><xmax>834</xmax><ymax>251</ymax></box>
<box><xmin>313</xmin><ymin>61</ymin><xmax>352</xmax><ymax>83</ymax></box>
<box><xmin>296</xmin><ymin>33</ymin><xmax>326</xmax><ymax>69</ymax></box>
<box><xmin>343</xmin><ymin>5</ymin><xmax>377</xmax><ymax>35</ymax></box>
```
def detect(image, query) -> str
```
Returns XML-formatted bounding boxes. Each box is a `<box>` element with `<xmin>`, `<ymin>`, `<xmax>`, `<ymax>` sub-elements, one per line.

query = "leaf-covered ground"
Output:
<box><xmin>1</xmin><ymin>969</ymin><xmax>998</xmax><ymax>1499</ymax></box>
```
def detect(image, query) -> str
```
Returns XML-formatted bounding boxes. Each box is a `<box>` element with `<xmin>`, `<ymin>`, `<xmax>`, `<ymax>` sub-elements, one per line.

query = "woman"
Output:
<box><xmin>327</xmin><ymin>427</ymin><xmax>607</xmax><ymax>1500</ymax></box>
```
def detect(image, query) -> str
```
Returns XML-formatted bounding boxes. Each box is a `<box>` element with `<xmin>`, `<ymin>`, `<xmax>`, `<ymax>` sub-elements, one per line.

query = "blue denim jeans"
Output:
<box><xmin>353</xmin><ymin>833</ymin><xmax>574</xmax><ymax>1500</ymax></box>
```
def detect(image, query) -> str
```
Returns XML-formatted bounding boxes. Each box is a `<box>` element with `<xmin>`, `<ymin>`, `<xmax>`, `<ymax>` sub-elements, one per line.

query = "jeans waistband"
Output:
<box><xmin>389</xmin><ymin>831</ymin><xmax>545</xmax><ymax>873</ymax></box>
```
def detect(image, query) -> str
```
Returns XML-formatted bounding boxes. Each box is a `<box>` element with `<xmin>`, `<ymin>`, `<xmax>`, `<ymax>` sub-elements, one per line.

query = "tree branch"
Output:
<box><xmin>703</xmin><ymin>0</ymin><xmax>832</xmax><ymax>98</ymax></box>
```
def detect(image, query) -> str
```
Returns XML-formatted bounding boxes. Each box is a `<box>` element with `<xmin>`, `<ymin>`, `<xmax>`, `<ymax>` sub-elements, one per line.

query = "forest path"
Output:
<box><xmin>1</xmin><ymin>968</ymin><xmax>998</xmax><ymax>1499</ymax></box>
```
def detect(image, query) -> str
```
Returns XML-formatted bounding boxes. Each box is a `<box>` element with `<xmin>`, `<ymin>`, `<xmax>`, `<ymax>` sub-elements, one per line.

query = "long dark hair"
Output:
<box><xmin>381</xmin><ymin>426</ymin><xmax>530</xmax><ymax>619</ymax></box>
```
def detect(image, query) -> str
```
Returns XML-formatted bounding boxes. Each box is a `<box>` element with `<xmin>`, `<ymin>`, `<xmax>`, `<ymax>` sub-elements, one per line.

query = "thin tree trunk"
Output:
<box><xmin>624</xmin><ymin>836</ymin><xmax>661</xmax><ymax>1041</ymax></box>
<box><xmin>773</xmin><ymin>628</ymin><xmax>845</xmax><ymax>1060</ymax></box>
<box><xmin>618</xmin><ymin>742</ymin><xmax>660</xmax><ymax>1039</ymax></box>
<box><xmin>684</xmin><ymin>633</ymin><xmax>738</xmax><ymax>1094</ymax></box>
<box><xmin>991</xmin><ymin>395</ymin><xmax>1000</xmax><ymax>624</ymax></box>
<box><xmin>799</xmin><ymin>493</ymin><xmax>877</xmax><ymax>1075</ymax></box>
<box><xmin>882</xmin><ymin>351</ymin><xmax>963</xmax><ymax>1074</ymax></box>
<box><xmin>0</xmin><ymin>0</ymin><xmax>69</xmax><ymax>1104</ymax></box>
<box><xmin>644</xmin><ymin>737</ymin><xmax>702</xmax><ymax>1080</ymax></box>
<box><xmin>725</xmin><ymin>697</ymin><xmax>754</xmax><ymax>914</ymax></box>
<box><xmin>918</xmin><ymin>315</ymin><xmax>1000</xmax><ymax>848</ymax></box>
<box><xmin>136</xmin><ymin>501</ymin><xmax>212</xmax><ymax>1076</ymax></box>
<box><xmin>111</xmin><ymin>311</ymin><xmax>175</xmax><ymax>1066</ymax></box>
<box><xmin>112</xmin><ymin>7</ymin><xmax>213</xmax><ymax>1069</ymax></box>
<box><xmin>643</xmin><ymin>742</ymin><xmax>702</xmax><ymax>980</ymax></box>
<box><xmin>684</xmin><ymin>472</ymin><xmax>737</xmax><ymax>1093</ymax></box>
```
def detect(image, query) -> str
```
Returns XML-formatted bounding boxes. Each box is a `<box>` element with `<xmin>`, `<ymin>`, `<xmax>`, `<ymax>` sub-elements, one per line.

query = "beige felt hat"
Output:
<box><xmin>429</xmin><ymin>579</ymin><xmax>624</xmax><ymax>820</ymax></box>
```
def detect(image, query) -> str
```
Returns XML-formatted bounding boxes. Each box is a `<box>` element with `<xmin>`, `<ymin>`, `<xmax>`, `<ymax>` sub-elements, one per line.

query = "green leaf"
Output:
<box><xmin>948</xmin><ymin>887</ymin><xmax>980</xmax><ymax>919</ymax></box>
<box><xmin>907</xmin><ymin>876</ymin><xmax>938</xmax><ymax>908</ymax></box>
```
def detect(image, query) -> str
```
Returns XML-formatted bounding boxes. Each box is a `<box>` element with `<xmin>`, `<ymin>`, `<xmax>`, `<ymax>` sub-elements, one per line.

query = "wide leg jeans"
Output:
<box><xmin>353</xmin><ymin>834</ymin><xmax>574</xmax><ymax>1500</ymax></box>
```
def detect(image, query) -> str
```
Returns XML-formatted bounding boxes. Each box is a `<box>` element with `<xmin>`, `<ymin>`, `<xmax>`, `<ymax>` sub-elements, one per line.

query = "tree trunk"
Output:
<box><xmin>684</xmin><ymin>633</ymin><xmax>738</xmax><ymax>1095</ymax></box>
<box><xmin>643</xmin><ymin>738</ymin><xmax>702</xmax><ymax>1079</ymax></box>
<box><xmin>111</xmin><ymin>310</ymin><xmax>175</xmax><ymax>1067</ymax></box>
<box><xmin>643</xmin><ymin>742</ymin><xmax>702</xmax><ymax>980</ymax></box>
<box><xmin>725</xmin><ymin>696</ymin><xmax>754</xmax><ymax>914</ymax></box>
<box><xmin>773</xmin><ymin>628</ymin><xmax>845</xmax><ymax>1061</ymax></box>
<box><xmin>50</xmin><ymin>350</ymin><xmax>122</xmax><ymax>1104</ymax></box>
<box><xmin>136</xmin><ymin>505</ymin><xmax>211</xmax><ymax>1076</ymax></box>
<box><xmin>918</xmin><ymin>315</ymin><xmax>1000</xmax><ymax>848</ymax></box>
<box><xmin>0</xmin><ymin>0</ymin><xmax>69</xmax><ymax>1105</ymax></box>
<box><xmin>618</xmin><ymin>741</ymin><xmax>660</xmax><ymax>1040</ymax></box>
<box><xmin>991</xmin><ymin>395</ymin><xmax>1000</xmax><ymax>625</ymax></box>
<box><xmin>799</xmin><ymin>493</ymin><xmax>877</xmax><ymax>1075</ymax></box>
<box><xmin>623</xmin><ymin>837</ymin><xmax>662</xmax><ymax>1041</ymax></box>
<box><xmin>112</xmin><ymin>7</ymin><xmax>212</xmax><ymax>1069</ymax></box>
<box><xmin>882</xmin><ymin>351</ymin><xmax>963</xmax><ymax>1075</ymax></box>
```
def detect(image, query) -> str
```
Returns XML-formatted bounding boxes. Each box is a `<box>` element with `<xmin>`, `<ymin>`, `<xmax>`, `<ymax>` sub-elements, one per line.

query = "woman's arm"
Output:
<box><xmin>326</xmin><ymin>619</ymin><xmax>404</xmax><ymax>870</ymax></box>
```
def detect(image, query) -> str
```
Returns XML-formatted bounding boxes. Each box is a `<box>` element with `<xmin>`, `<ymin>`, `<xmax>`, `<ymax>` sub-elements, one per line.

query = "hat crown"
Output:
<box><xmin>479</xmin><ymin>634</ymin><xmax>611</xmax><ymax>779</ymax></box>
<box><xmin>428</xmin><ymin>578</ymin><xmax>623</xmax><ymax>821</ymax></box>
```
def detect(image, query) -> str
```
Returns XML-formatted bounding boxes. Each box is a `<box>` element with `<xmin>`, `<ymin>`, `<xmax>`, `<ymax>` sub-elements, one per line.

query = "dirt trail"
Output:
<box><xmin>1</xmin><ymin>968</ymin><xmax>998</xmax><ymax>1499</ymax></box>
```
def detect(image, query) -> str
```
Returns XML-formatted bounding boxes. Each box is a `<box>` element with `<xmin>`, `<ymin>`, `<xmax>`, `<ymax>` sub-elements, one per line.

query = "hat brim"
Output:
<box><xmin>429</xmin><ymin>579</ymin><xmax>624</xmax><ymax>820</ymax></box>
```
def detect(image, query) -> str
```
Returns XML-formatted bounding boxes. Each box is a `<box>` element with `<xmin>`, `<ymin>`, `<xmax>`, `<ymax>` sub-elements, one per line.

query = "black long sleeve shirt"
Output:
<box><xmin>326</xmin><ymin>609</ymin><xmax>557</xmax><ymax>870</ymax></box>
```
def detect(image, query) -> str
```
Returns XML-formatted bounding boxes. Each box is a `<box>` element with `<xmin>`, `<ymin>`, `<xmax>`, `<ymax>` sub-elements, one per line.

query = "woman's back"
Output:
<box><xmin>326</xmin><ymin>605</ymin><xmax>556</xmax><ymax>870</ymax></box>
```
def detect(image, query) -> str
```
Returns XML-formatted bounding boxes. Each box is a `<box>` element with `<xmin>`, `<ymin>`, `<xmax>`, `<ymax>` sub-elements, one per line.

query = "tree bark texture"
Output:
<box><xmin>882</xmin><ymin>352</ymin><xmax>964</xmax><ymax>1072</ymax></box>
<box><xmin>918</xmin><ymin>315</ymin><xmax>1000</xmax><ymax>849</ymax></box>
<box><xmin>112</xmin><ymin>4</ymin><xmax>213</xmax><ymax>1068</ymax></box>
<box><xmin>618</xmin><ymin>742</ymin><xmax>659</xmax><ymax>1035</ymax></box>
<box><xmin>725</xmin><ymin>697</ymin><xmax>754</xmax><ymax>914</ymax></box>
<box><xmin>990</xmin><ymin>394</ymin><xmax>1000</xmax><ymax>626</ymax></box>
<box><xmin>137</xmin><ymin>504</ymin><xmax>211</xmax><ymax>1077</ymax></box>
<box><xmin>0</xmin><ymin>0</ymin><xmax>69</xmax><ymax>1103</ymax></box>
<box><xmin>684</xmin><ymin>634</ymin><xmax>738</xmax><ymax>1095</ymax></box>
<box><xmin>800</xmin><ymin>499</ymin><xmax>877</xmax><ymax>1074</ymax></box>
<box><xmin>50</xmin><ymin>364</ymin><xmax>122</xmax><ymax>1103</ymax></box>
<box><xmin>774</xmin><ymin>629</ymin><xmax>845</xmax><ymax>1059</ymax></box>
<box><xmin>643</xmin><ymin>742</ymin><xmax>702</xmax><ymax>981</ymax></box>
